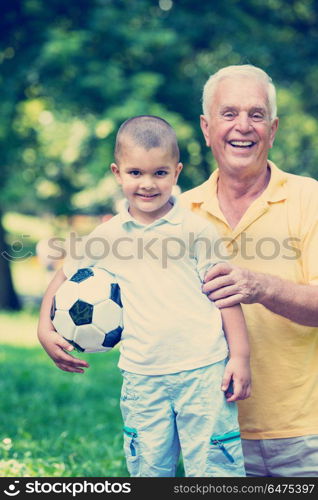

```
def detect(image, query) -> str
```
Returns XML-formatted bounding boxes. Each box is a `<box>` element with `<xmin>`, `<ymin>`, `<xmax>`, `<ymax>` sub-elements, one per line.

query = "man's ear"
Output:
<box><xmin>269</xmin><ymin>117</ymin><xmax>279</xmax><ymax>148</ymax></box>
<box><xmin>110</xmin><ymin>163</ymin><xmax>122</xmax><ymax>183</ymax></box>
<box><xmin>200</xmin><ymin>115</ymin><xmax>211</xmax><ymax>147</ymax></box>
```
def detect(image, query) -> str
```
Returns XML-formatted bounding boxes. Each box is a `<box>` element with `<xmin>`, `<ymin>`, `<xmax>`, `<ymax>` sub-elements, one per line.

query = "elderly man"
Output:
<box><xmin>180</xmin><ymin>65</ymin><xmax>318</xmax><ymax>477</ymax></box>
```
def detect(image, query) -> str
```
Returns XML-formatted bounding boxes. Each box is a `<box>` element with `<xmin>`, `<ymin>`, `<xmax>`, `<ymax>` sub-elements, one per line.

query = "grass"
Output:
<box><xmin>4</xmin><ymin>211</ymin><xmax>102</xmax><ymax>301</ymax></box>
<box><xmin>0</xmin><ymin>311</ymin><xmax>127</xmax><ymax>477</ymax></box>
<box><xmin>1</xmin><ymin>213</ymin><xmax>186</xmax><ymax>478</ymax></box>
<box><xmin>0</xmin><ymin>309</ymin><xmax>41</xmax><ymax>347</ymax></box>
<box><xmin>1</xmin><ymin>214</ymin><xmax>129</xmax><ymax>477</ymax></box>
<box><xmin>11</xmin><ymin>259</ymin><xmax>49</xmax><ymax>302</ymax></box>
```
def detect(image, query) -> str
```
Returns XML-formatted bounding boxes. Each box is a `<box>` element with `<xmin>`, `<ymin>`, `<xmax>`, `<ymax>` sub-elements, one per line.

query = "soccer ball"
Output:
<box><xmin>50</xmin><ymin>267</ymin><xmax>123</xmax><ymax>353</ymax></box>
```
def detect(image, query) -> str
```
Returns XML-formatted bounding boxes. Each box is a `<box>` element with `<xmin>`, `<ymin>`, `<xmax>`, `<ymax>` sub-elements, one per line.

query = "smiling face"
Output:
<box><xmin>200</xmin><ymin>76</ymin><xmax>279</xmax><ymax>178</ymax></box>
<box><xmin>111</xmin><ymin>140</ymin><xmax>182</xmax><ymax>224</ymax></box>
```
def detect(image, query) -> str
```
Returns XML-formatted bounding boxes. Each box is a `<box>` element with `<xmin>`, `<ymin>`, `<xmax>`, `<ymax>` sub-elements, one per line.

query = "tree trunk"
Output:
<box><xmin>0</xmin><ymin>209</ymin><xmax>21</xmax><ymax>310</ymax></box>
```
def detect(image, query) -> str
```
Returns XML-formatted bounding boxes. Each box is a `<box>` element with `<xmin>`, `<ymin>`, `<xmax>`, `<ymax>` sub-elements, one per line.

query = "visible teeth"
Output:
<box><xmin>230</xmin><ymin>141</ymin><xmax>254</xmax><ymax>147</ymax></box>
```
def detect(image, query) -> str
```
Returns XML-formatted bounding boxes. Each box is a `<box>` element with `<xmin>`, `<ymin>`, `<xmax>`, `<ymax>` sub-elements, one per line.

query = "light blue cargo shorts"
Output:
<box><xmin>120</xmin><ymin>359</ymin><xmax>246</xmax><ymax>477</ymax></box>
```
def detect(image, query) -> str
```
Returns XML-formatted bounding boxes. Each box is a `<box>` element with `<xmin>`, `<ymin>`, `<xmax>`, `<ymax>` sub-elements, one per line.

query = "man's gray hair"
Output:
<box><xmin>202</xmin><ymin>65</ymin><xmax>277</xmax><ymax>121</ymax></box>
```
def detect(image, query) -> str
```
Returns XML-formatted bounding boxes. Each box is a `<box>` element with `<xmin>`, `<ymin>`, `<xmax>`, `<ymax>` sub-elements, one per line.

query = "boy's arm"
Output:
<box><xmin>220</xmin><ymin>304</ymin><xmax>251</xmax><ymax>402</ymax></box>
<box><xmin>37</xmin><ymin>268</ymin><xmax>89</xmax><ymax>373</ymax></box>
<box><xmin>193</xmin><ymin>223</ymin><xmax>251</xmax><ymax>400</ymax></box>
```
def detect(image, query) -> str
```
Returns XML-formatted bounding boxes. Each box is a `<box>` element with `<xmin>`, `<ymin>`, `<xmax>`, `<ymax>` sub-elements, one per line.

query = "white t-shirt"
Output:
<box><xmin>63</xmin><ymin>198</ymin><xmax>228</xmax><ymax>375</ymax></box>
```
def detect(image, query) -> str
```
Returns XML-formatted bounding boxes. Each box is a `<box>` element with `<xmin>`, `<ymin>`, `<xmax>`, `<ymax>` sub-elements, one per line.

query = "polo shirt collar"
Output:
<box><xmin>194</xmin><ymin>160</ymin><xmax>287</xmax><ymax>216</ymax></box>
<box><xmin>118</xmin><ymin>195</ymin><xmax>183</xmax><ymax>228</ymax></box>
<box><xmin>263</xmin><ymin>160</ymin><xmax>288</xmax><ymax>203</ymax></box>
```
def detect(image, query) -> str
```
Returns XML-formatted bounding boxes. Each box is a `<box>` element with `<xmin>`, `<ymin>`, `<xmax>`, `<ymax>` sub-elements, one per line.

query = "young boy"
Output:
<box><xmin>38</xmin><ymin>115</ymin><xmax>251</xmax><ymax>477</ymax></box>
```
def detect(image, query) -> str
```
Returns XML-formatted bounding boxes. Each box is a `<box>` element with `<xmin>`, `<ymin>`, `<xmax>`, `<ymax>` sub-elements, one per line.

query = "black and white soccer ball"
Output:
<box><xmin>51</xmin><ymin>267</ymin><xmax>123</xmax><ymax>353</ymax></box>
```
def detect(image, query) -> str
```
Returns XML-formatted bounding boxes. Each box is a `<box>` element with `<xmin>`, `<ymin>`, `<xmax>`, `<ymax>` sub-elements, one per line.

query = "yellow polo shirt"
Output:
<box><xmin>180</xmin><ymin>161</ymin><xmax>318</xmax><ymax>439</ymax></box>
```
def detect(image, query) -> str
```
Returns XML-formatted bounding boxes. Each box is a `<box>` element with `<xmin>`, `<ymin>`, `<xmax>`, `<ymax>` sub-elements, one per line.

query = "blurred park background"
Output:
<box><xmin>1</xmin><ymin>0</ymin><xmax>318</xmax><ymax>477</ymax></box>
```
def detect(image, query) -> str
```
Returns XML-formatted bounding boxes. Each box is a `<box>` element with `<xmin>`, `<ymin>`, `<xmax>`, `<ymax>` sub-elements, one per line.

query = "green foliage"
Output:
<box><xmin>1</xmin><ymin>0</ymin><xmax>318</xmax><ymax>308</ymax></box>
<box><xmin>0</xmin><ymin>310</ymin><xmax>185</xmax><ymax>477</ymax></box>
<box><xmin>2</xmin><ymin>0</ymin><xmax>318</xmax><ymax>217</ymax></box>
<box><xmin>0</xmin><ymin>345</ymin><xmax>127</xmax><ymax>477</ymax></box>
<box><xmin>271</xmin><ymin>86</ymin><xmax>318</xmax><ymax>178</ymax></box>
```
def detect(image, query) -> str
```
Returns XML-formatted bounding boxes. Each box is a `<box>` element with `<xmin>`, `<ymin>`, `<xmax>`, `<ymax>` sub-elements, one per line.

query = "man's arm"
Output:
<box><xmin>220</xmin><ymin>304</ymin><xmax>251</xmax><ymax>402</ymax></box>
<box><xmin>37</xmin><ymin>268</ymin><xmax>89</xmax><ymax>373</ymax></box>
<box><xmin>203</xmin><ymin>262</ymin><xmax>318</xmax><ymax>327</ymax></box>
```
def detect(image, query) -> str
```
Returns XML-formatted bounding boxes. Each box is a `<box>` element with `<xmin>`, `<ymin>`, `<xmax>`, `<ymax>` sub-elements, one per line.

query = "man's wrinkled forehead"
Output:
<box><xmin>211</xmin><ymin>76</ymin><xmax>271</xmax><ymax>114</ymax></box>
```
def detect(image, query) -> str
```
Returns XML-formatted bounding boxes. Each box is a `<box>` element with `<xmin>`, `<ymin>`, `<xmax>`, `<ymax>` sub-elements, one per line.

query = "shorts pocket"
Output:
<box><xmin>123</xmin><ymin>426</ymin><xmax>140</xmax><ymax>476</ymax></box>
<box><xmin>208</xmin><ymin>430</ymin><xmax>243</xmax><ymax>467</ymax></box>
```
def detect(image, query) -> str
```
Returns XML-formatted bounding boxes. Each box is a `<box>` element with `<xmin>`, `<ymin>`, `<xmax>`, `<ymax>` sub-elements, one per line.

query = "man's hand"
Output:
<box><xmin>202</xmin><ymin>262</ymin><xmax>263</xmax><ymax>308</ymax></box>
<box><xmin>39</xmin><ymin>330</ymin><xmax>89</xmax><ymax>373</ymax></box>
<box><xmin>221</xmin><ymin>357</ymin><xmax>251</xmax><ymax>402</ymax></box>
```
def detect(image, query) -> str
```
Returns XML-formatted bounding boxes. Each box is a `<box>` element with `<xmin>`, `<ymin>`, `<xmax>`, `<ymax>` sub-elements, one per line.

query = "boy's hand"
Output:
<box><xmin>39</xmin><ymin>330</ymin><xmax>89</xmax><ymax>373</ymax></box>
<box><xmin>221</xmin><ymin>357</ymin><xmax>251</xmax><ymax>402</ymax></box>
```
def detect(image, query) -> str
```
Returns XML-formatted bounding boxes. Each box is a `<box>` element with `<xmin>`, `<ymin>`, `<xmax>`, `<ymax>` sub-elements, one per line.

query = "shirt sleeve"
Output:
<box><xmin>62</xmin><ymin>233</ymin><xmax>95</xmax><ymax>278</ymax></box>
<box><xmin>192</xmin><ymin>222</ymin><xmax>229</xmax><ymax>282</ymax></box>
<box><xmin>294</xmin><ymin>180</ymin><xmax>318</xmax><ymax>286</ymax></box>
<box><xmin>63</xmin><ymin>216</ymin><xmax>119</xmax><ymax>278</ymax></box>
<box><xmin>301</xmin><ymin>216</ymin><xmax>318</xmax><ymax>286</ymax></box>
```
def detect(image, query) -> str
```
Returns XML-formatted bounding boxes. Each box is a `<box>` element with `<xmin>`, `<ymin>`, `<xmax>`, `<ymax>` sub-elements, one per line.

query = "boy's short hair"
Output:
<box><xmin>115</xmin><ymin>115</ymin><xmax>180</xmax><ymax>163</ymax></box>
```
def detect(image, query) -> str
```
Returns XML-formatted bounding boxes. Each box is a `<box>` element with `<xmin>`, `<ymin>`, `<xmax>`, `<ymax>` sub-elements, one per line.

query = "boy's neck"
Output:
<box><xmin>128</xmin><ymin>199</ymin><xmax>174</xmax><ymax>225</ymax></box>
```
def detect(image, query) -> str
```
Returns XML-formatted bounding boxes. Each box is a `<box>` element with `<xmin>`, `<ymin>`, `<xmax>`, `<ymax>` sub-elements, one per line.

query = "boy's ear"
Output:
<box><xmin>110</xmin><ymin>163</ymin><xmax>121</xmax><ymax>183</ymax></box>
<box><xmin>174</xmin><ymin>162</ymin><xmax>183</xmax><ymax>183</ymax></box>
